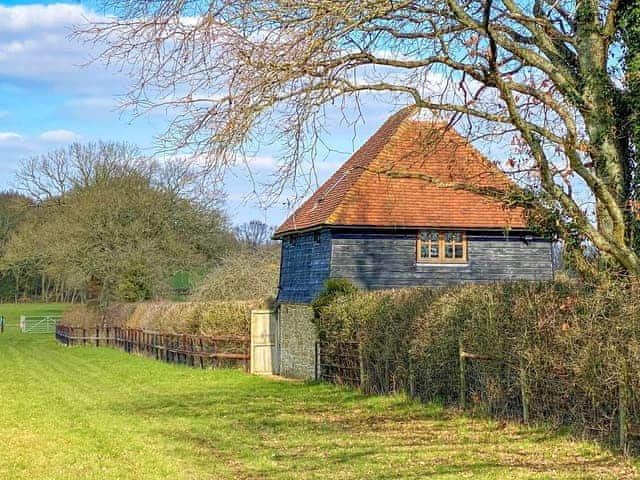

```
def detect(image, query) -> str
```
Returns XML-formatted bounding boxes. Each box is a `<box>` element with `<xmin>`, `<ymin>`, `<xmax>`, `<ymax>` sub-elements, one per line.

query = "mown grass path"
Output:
<box><xmin>0</xmin><ymin>305</ymin><xmax>637</xmax><ymax>479</ymax></box>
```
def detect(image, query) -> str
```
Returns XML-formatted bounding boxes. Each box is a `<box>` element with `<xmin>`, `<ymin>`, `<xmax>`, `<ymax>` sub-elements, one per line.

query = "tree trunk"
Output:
<box><xmin>576</xmin><ymin>0</ymin><xmax>640</xmax><ymax>273</ymax></box>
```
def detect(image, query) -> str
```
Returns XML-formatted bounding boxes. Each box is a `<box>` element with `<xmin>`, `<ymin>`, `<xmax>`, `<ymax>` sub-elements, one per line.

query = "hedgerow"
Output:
<box><xmin>315</xmin><ymin>279</ymin><xmax>640</xmax><ymax>450</ymax></box>
<box><xmin>61</xmin><ymin>300</ymin><xmax>259</xmax><ymax>336</ymax></box>
<box><xmin>125</xmin><ymin>301</ymin><xmax>257</xmax><ymax>336</ymax></box>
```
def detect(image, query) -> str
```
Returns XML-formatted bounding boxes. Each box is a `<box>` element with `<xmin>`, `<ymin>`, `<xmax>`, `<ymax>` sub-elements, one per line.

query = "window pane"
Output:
<box><xmin>429</xmin><ymin>231</ymin><xmax>439</xmax><ymax>242</ymax></box>
<box><xmin>445</xmin><ymin>232</ymin><xmax>453</xmax><ymax>243</ymax></box>
<box><xmin>430</xmin><ymin>245</ymin><xmax>439</xmax><ymax>257</ymax></box>
<box><xmin>445</xmin><ymin>245</ymin><xmax>454</xmax><ymax>258</ymax></box>
<box><xmin>454</xmin><ymin>232</ymin><xmax>463</xmax><ymax>242</ymax></box>
<box><xmin>421</xmin><ymin>232</ymin><xmax>429</xmax><ymax>242</ymax></box>
<box><xmin>421</xmin><ymin>245</ymin><xmax>428</xmax><ymax>258</ymax></box>
<box><xmin>455</xmin><ymin>244</ymin><xmax>464</xmax><ymax>258</ymax></box>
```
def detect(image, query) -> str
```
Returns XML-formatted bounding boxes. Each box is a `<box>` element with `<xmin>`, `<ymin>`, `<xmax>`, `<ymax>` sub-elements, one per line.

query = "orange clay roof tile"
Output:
<box><xmin>275</xmin><ymin>107</ymin><xmax>528</xmax><ymax>236</ymax></box>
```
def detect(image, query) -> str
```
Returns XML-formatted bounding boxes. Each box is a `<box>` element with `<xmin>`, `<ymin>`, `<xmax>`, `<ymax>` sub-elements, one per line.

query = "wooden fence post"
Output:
<box><xmin>519</xmin><ymin>364</ymin><xmax>530</xmax><ymax>424</ymax></box>
<box><xmin>358</xmin><ymin>342</ymin><xmax>366</xmax><ymax>392</ymax></box>
<box><xmin>164</xmin><ymin>334</ymin><xmax>169</xmax><ymax>362</ymax></box>
<box><xmin>459</xmin><ymin>339</ymin><xmax>467</xmax><ymax>409</ymax></box>
<box><xmin>408</xmin><ymin>355</ymin><xmax>416</xmax><ymax>400</ymax></box>
<box><xmin>199</xmin><ymin>337</ymin><xmax>204</xmax><ymax>369</ymax></box>
<box><xmin>620</xmin><ymin>361</ymin><xmax>629</xmax><ymax>453</ymax></box>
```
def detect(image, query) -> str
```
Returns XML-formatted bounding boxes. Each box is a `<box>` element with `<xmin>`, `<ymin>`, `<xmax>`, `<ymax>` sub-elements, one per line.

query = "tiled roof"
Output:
<box><xmin>275</xmin><ymin>107</ymin><xmax>528</xmax><ymax>236</ymax></box>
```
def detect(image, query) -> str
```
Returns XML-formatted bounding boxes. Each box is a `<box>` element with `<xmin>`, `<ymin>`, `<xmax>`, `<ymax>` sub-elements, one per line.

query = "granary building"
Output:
<box><xmin>273</xmin><ymin>107</ymin><xmax>553</xmax><ymax>304</ymax></box>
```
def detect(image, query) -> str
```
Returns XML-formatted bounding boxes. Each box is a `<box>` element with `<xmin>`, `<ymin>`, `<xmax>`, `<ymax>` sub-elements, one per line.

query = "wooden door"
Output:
<box><xmin>251</xmin><ymin>310</ymin><xmax>279</xmax><ymax>375</ymax></box>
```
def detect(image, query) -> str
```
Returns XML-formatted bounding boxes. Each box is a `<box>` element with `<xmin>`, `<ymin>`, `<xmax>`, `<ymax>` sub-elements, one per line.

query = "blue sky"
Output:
<box><xmin>0</xmin><ymin>1</ymin><xmax>405</xmax><ymax>227</ymax></box>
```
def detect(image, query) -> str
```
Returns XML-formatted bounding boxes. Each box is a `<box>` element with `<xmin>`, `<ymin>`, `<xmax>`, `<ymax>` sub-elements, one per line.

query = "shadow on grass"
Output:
<box><xmin>106</xmin><ymin>371</ymin><xmax>632</xmax><ymax>479</ymax></box>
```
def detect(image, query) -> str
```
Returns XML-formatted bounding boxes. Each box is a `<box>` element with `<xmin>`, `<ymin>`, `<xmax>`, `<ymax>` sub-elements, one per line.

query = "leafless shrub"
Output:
<box><xmin>234</xmin><ymin>220</ymin><xmax>275</xmax><ymax>249</ymax></box>
<box><xmin>191</xmin><ymin>246</ymin><xmax>279</xmax><ymax>302</ymax></box>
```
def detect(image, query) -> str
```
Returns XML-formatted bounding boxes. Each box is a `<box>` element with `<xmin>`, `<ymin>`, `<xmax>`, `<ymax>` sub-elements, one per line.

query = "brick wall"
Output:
<box><xmin>278</xmin><ymin>303</ymin><xmax>317</xmax><ymax>380</ymax></box>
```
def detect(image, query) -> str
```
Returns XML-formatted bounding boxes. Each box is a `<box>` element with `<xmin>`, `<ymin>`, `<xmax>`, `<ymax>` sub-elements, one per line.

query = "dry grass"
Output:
<box><xmin>62</xmin><ymin>301</ymin><xmax>258</xmax><ymax>336</ymax></box>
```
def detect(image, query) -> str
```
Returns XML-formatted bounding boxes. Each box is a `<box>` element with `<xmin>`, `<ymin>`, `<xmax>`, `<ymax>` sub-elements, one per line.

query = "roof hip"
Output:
<box><xmin>275</xmin><ymin>107</ymin><xmax>527</xmax><ymax>236</ymax></box>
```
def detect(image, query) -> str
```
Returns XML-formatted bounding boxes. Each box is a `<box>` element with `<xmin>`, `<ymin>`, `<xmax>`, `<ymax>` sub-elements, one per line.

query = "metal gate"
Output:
<box><xmin>250</xmin><ymin>310</ymin><xmax>279</xmax><ymax>375</ymax></box>
<box><xmin>20</xmin><ymin>315</ymin><xmax>60</xmax><ymax>334</ymax></box>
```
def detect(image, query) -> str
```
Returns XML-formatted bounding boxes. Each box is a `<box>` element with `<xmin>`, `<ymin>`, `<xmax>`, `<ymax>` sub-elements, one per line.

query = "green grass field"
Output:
<box><xmin>0</xmin><ymin>304</ymin><xmax>637</xmax><ymax>479</ymax></box>
<box><xmin>0</xmin><ymin>303</ymin><xmax>70</xmax><ymax>331</ymax></box>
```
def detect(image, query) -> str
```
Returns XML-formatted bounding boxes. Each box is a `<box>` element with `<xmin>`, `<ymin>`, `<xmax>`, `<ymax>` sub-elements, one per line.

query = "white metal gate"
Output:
<box><xmin>250</xmin><ymin>310</ymin><xmax>279</xmax><ymax>375</ymax></box>
<box><xmin>20</xmin><ymin>315</ymin><xmax>60</xmax><ymax>334</ymax></box>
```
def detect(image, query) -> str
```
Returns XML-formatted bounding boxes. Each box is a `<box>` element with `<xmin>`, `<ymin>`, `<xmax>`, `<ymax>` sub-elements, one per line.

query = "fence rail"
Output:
<box><xmin>55</xmin><ymin>325</ymin><xmax>250</xmax><ymax>371</ymax></box>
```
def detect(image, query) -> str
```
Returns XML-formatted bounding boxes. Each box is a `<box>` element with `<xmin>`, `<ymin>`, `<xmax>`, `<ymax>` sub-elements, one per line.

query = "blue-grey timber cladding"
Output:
<box><xmin>277</xmin><ymin>230</ymin><xmax>332</xmax><ymax>303</ymax></box>
<box><xmin>277</xmin><ymin>229</ymin><xmax>553</xmax><ymax>303</ymax></box>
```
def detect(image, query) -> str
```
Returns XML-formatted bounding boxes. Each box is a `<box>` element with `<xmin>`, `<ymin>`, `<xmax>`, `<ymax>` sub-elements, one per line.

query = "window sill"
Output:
<box><xmin>415</xmin><ymin>262</ymin><xmax>469</xmax><ymax>268</ymax></box>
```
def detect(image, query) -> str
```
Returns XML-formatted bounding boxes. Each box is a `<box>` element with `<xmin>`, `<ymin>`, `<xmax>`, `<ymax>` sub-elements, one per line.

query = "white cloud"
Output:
<box><xmin>245</xmin><ymin>156</ymin><xmax>277</xmax><ymax>169</ymax></box>
<box><xmin>40</xmin><ymin>129</ymin><xmax>80</xmax><ymax>143</ymax></box>
<box><xmin>0</xmin><ymin>132</ymin><xmax>22</xmax><ymax>142</ymax></box>
<box><xmin>0</xmin><ymin>4</ymin><xmax>125</xmax><ymax>96</ymax></box>
<box><xmin>0</xmin><ymin>4</ymin><xmax>100</xmax><ymax>33</ymax></box>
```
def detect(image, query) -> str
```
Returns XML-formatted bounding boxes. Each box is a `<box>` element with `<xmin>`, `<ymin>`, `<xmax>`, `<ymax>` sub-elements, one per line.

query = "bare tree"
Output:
<box><xmin>16</xmin><ymin>142</ymin><xmax>143</xmax><ymax>201</ymax></box>
<box><xmin>16</xmin><ymin>141</ymin><xmax>223</xmax><ymax>207</ymax></box>
<box><xmin>234</xmin><ymin>220</ymin><xmax>274</xmax><ymax>249</ymax></box>
<box><xmin>80</xmin><ymin>0</ymin><xmax>640</xmax><ymax>274</ymax></box>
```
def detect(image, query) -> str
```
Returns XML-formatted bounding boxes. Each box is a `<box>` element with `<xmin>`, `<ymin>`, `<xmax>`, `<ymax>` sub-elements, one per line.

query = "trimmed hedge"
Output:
<box><xmin>125</xmin><ymin>301</ymin><xmax>257</xmax><ymax>336</ymax></box>
<box><xmin>315</xmin><ymin>279</ymin><xmax>640</xmax><ymax>449</ymax></box>
<box><xmin>61</xmin><ymin>300</ymin><xmax>258</xmax><ymax>336</ymax></box>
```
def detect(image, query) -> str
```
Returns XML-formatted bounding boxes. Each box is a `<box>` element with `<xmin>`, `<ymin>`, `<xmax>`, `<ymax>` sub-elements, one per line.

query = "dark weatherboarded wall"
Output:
<box><xmin>277</xmin><ymin>229</ymin><xmax>554</xmax><ymax>303</ymax></box>
<box><xmin>329</xmin><ymin>230</ymin><xmax>553</xmax><ymax>290</ymax></box>
<box><xmin>277</xmin><ymin>230</ymin><xmax>332</xmax><ymax>303</ymax></box>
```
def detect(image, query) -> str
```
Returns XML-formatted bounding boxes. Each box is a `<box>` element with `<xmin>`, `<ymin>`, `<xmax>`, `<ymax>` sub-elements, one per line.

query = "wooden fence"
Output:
<box><xmin>55</xmin><ymin>325</ymin><xmax>250</xmax><ymax>371</ymax></box>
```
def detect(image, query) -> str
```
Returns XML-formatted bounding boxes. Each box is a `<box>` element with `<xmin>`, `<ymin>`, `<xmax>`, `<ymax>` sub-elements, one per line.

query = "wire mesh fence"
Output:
<box><xmin>317</xmin><ymin>340</ymin><xmax>361</xmax><ymax>387</ymax></box>
<box><xmin>316</xmin><ymin>324</ymin><xmax>639</xmax><ymax>454</ymax></box>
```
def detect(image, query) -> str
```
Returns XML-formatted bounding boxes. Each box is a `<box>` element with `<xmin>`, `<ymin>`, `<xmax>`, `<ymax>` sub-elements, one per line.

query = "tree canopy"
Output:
<box><xmin>0</xmin><ymin>142</ymin><xmax>235</xmax><ymax>304</ymax></box>
<box><xmin>82</xmin><ymin>0</ymin><xmax>640</xmax><ymax>275</ymax></box>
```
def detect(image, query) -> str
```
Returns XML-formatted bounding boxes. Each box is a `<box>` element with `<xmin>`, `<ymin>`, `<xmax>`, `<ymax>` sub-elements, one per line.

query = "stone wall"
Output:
<box><xmin>278</xmin><ymin>303</ymin><xmax>317</xmax><ymax>380</ymax></box>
